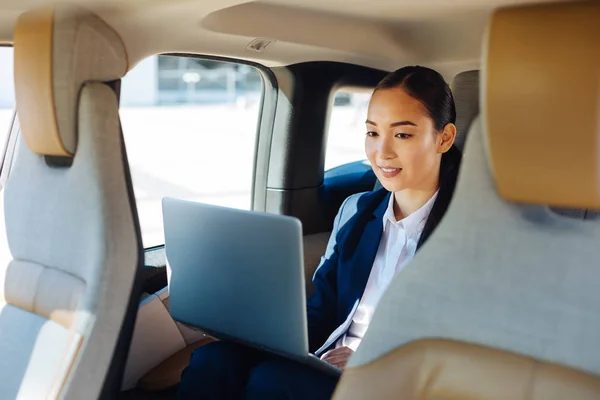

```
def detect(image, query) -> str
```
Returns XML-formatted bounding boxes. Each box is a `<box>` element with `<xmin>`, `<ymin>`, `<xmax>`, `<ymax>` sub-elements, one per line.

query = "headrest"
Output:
<box><xmin>484</xmin><ymin>2</ymin><xmax>600</xmax><ymax>209</ymax></box>
<box><xmin>451</xmin><ymin>70</ymin><xmax>479</xmax><ymax>152</ymax></box>
<box><xmin>14</xmin><ymin>6</ymin><xmax>128</xmax><ymax>157</ymax></box>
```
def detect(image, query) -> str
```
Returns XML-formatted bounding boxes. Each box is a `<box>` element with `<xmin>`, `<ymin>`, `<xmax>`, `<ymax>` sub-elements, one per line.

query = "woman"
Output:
<box><xmin>178</xmin><ymin>66</ymin><xmax>462</xmax><ymax>399</ymax></box>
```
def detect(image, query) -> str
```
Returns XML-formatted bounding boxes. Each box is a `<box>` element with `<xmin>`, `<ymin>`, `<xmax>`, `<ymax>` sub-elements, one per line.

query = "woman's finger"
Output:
<box><xmin>324</xmin><ymin>349</ymin><xmax>352</xmax><ymax>358</ymax></box>
<box><xmin>320</xmin><ymin>350</ymin><xmax>335</xmax><ymax>360</ymax></box>
<box><xmin>328</xmin><ymin>350</ymin><xmax>352</xmax><ymax>359</ymax></box>
<box><xmin>323</xmin><ymin>353</ymin><xmax>349</xmax><ymax>362</ymax></box>
<box><xmin>331</xmin><ymin>360</ymin><xmax>348</xmax><ymax>369</ymax></box>
<box><xmin>323</xmin><ymin>357</ymin><xmax>341</xmax><ymax>365</ymax></box>
<box><xmin>323</xmin><ymin>354</ymin><xmax>352</xmax><ymax>365</ymax></box>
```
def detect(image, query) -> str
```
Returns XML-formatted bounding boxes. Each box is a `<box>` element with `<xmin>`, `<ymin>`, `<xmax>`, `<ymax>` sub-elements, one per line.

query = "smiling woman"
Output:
<box><xmin>177</xmin><ymin>65</ymin><xmax>463</xmax><ymax>400</ymax></box>
<box><xmin>371</xmin><ymin>67</ymin><xmax>461</xmax><ymax>250</ymax></box>
<box><xmin>365</xmin><ymin>66</ymin><xmax>459</xmax><ymax>224</ymax></box>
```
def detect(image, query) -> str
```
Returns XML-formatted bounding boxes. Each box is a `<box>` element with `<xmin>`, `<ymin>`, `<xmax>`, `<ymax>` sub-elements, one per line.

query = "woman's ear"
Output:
<box><xmin>438</xmin><ymin>123</ymin><xmax>457</xmax><ymax>153</ymax></box>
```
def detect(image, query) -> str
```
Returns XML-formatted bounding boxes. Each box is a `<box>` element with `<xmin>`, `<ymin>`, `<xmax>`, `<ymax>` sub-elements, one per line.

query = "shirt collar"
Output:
<box><xmin>383</xmin><ymin>190</ymin><xmax>439</xmax><ymax>238</ymax></box>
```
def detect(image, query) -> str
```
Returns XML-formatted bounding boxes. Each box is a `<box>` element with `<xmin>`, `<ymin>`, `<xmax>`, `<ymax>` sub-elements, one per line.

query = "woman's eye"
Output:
<box><xmin>366</xmin><ymin>131</ymin><xmax>378</xmax><ymax>137</ymax></box>
<box><xmin>396</xmin><ymin>133</ymin><xmax>413</xmax><ymax>139</ymax></box>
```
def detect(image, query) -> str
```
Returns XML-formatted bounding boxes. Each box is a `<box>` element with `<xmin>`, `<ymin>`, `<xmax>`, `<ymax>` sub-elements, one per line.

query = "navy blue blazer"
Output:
<box><xmin>307</xmin><ymin>188</ymin><xmax>391</xmax><ymax>355</ymax></box>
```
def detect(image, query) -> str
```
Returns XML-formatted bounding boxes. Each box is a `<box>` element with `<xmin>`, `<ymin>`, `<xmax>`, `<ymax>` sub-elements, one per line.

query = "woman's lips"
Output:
<box><xmin>379</xmin><ymin>167</ymin><xmax>402</xmax><ymax>178</ymax></box>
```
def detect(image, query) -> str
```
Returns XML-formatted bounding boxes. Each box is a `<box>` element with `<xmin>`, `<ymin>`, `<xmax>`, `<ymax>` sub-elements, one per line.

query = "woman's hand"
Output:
<box><xmin>320</xmin><ymin>346</ymin><xmax>354</xmax><ymax>370</ymax></box>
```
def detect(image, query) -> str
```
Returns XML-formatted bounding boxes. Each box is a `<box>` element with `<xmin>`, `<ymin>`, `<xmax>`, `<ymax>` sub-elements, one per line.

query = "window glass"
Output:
<box><xmin>121</xmin><ymin>55</ymin><xmax>263</xmax><ymax>248</ymax></box>
<box><xmin>0</xmin><ymin>47</ymin><xmax>14</xmax><ymax>146</ymax></box>
<box><xmin>0</xmin><ymin>46</ymin><xmax>14</xmax><ymax>269</ymax></box>
<box><xmin>325</xmin><ymin>89</ymin><xmax>373</xmax><ymax>171</ymax></box>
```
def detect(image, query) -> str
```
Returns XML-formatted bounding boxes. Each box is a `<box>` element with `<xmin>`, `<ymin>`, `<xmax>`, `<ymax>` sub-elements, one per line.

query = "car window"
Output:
<box><xmin>0</xmin><ymin>47</ymin><xmax>14</xmax><ymax>147</ymax></box>
<box><xmin>0</xmin><ymin>46</ymin><xmax>14</xmax><ymax>269</ymax></box>
<box><xmin>325</xmin><ymin>89</ymin><xmax>373</xmax><ymax>171</ymax></box>
<box><xmin>121</xmin><ymin>55</ymin><xmax>263</xmax><ymax>248</ymax></box>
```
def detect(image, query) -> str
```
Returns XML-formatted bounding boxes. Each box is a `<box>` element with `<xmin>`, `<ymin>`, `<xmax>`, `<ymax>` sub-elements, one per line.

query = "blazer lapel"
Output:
<box><xmin>318</xmin><ymin>189</ymin><xmax>390</xmax><ymax>352</ymax></box>
<box><xmin>342</xmin><ymin>192</ymin><xmax>390</xmax><ymax>310</ymax></box>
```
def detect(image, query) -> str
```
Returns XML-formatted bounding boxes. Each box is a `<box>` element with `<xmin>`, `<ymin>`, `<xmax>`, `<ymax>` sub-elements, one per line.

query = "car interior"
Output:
<box><xmin>0</xmin><ymin>0</ymin><xmax>598</xmax><ymax>399</ymax></box>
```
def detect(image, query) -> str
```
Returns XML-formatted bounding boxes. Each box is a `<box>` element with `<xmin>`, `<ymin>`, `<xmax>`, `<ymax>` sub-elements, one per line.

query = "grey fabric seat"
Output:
<box><xmin>451</xmin><ymin>70</ymin><xmax>479</xmax><ymax>152</ymax></box>
<box><xmin>0</xmin><ymin>5</ymin><xmax>143</xmax><ymax>399</ymax></box>
<box><xmin>333</xmin><ymin>2</ymin><xmax>600</xmax><ymax>399</ymax></box>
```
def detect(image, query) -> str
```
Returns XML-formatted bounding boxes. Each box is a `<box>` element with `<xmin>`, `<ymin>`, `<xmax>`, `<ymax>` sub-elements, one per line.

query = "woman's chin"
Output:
<box><xmin>377</xmin><ymin>179</ymin><xmax>406</xmax><ymax>193</ymax></box>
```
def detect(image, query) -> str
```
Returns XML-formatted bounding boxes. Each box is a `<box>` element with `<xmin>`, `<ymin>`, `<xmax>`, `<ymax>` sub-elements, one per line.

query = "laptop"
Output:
<box><xmin>162</xmin><ymin>197</ymin><xmax>341</xmax><ymax>376</ymax></box>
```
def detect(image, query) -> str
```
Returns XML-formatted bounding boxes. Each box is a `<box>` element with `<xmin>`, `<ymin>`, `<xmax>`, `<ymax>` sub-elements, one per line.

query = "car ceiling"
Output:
<box><xmin>0</xmin><ymin>0</ymin><xmax>569</xmax><ymax>78</ymax></box>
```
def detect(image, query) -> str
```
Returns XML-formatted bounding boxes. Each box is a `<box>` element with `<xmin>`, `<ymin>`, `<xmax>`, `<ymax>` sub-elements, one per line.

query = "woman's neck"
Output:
<box><xmin>393</xmin><ymin>187</ymin><xmax>438</xmax><ymax>221</ymax></box>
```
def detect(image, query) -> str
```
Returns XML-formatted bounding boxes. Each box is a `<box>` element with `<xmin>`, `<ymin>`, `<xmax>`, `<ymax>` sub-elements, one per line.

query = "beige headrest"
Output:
<box><xmin>484</xmin><ymin>1</ymin><xmax>600</xmax><ymax>209</ymax></box>
<box><xmin>14</xmin><ymin>6</ymin><xmax>128</xmax><ymax>156</ymax></box>
<box><xmin>334</xmin><ymin>339</ymin><xmax>600</xmax><ymax>400</ymax></box>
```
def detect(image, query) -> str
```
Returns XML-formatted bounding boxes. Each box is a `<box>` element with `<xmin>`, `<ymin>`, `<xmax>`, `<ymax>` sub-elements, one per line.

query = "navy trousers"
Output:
<box><xmin>177</xmin><ymin>341</ymin><xmax>339</xmax><ymax>400</ymax></box>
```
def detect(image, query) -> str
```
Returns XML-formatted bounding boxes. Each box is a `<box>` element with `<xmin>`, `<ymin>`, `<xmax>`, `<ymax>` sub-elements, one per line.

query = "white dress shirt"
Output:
<box><xmin>334</xmin><ymin>191</ymin><xmax>438</xmax><ymax>352</ymax></box>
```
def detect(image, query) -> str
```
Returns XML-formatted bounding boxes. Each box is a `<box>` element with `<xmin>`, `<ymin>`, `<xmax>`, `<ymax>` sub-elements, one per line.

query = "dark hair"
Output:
<box><xmin>375</xmin><ymin>66</ymin><xmax>462</xmax><ymax>250</ymax></box>
<box><xmin>375</xmin><ymin>65</ymin><xmax>456</xmax><ymax>130</ymax></box>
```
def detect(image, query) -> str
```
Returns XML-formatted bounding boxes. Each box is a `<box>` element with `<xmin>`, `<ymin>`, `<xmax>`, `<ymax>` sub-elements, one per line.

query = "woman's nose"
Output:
<box><xmin>377</xmin><ymin>138</ymin><xmax>396</xmax><ymax>160</ymax></box>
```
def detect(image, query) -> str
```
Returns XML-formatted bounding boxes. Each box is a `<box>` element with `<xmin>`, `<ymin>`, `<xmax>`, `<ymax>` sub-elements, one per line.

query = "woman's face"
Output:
<box><xmin>365</xmin><ymin>87</ymin><xmax>448</xmax><ymax>193</ymax></box>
